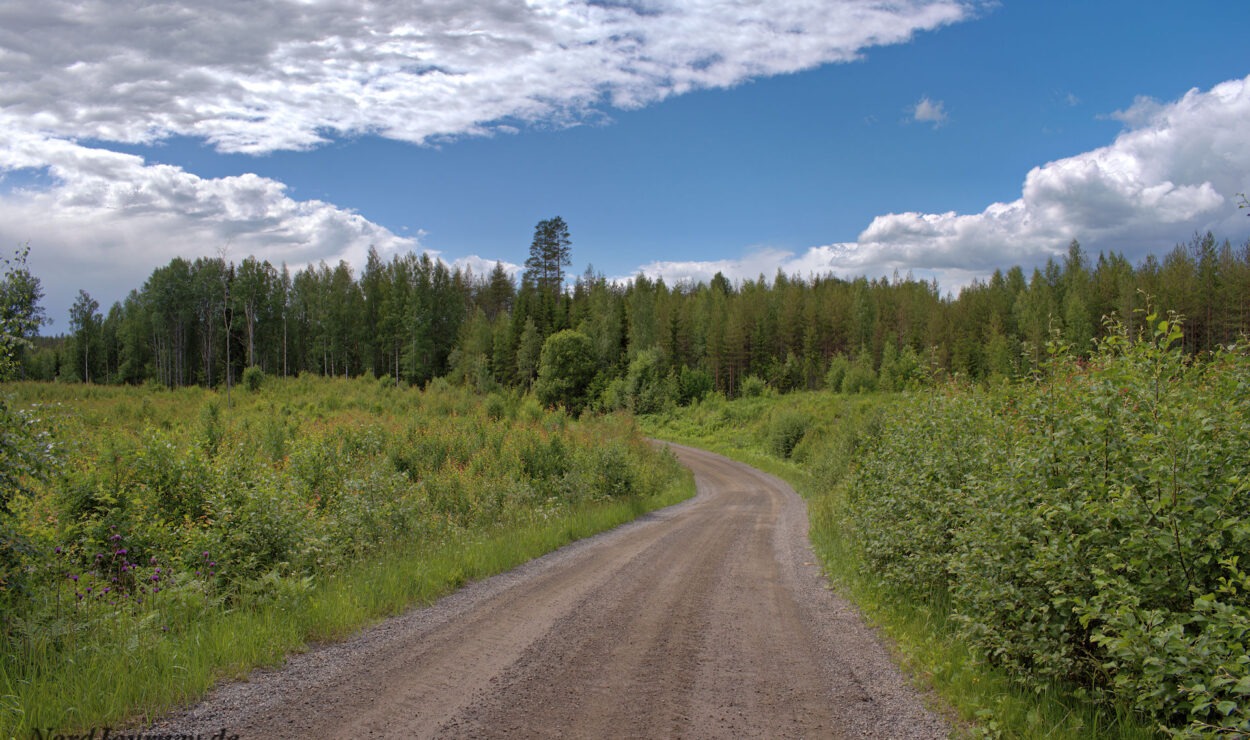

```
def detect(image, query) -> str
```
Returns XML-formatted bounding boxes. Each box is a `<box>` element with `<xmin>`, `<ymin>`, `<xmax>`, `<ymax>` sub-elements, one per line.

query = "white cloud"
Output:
<box><xmin>452</xmin><ymin>255</ymin><xmax>523</xmax><ymax>282</ymax></box>
<box><xmin>0</xmin><ymin>0</ymin><xmax>976</xmax><ymax>320</ymax></box>
<box><xmin>0</xmin><ymin>0</ymin><xmax>974</xmax><ymax>153</ymax></box>
<box><xmin>627</xmin><ymin>246</ymin><xmax>812</xmax><ymax>285</ymax></box>
<box><xmin>632</xmin><ymin>243</ymin><xmax>954</xmax><ymax>292</ymax></box>
<box><xmin>636</xmin><ymin>75</ymin><xmax>1250</xmax><ymax>293</ymax></box>
<box><xmin>912</xmin><ymin>96</ymin><xmax>948</xmax><ymax>127</ymax></box>
<box><xmin>0</xmin><ymin>120</ymin><xmax>421</xmax><ymax>325</ymax></box>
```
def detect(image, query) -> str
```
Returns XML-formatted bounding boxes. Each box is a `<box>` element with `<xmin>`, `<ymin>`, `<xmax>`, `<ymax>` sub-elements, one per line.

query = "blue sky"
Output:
<box><xmin>1</xmin><ymin>1</ymin><xmax>1248</xmax><ymax>325</ymax></box>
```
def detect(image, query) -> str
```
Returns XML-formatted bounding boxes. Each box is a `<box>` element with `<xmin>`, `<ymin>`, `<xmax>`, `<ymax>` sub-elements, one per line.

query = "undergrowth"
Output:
<box><xmin>0</xmin><ymin>378</ymin><xmax>691</xmax><ymax>735</ymax></box>
<box><xmin>640</xmin><ymin>331</ymin><xmax>1206</xmax><ymax>738</ymax></box>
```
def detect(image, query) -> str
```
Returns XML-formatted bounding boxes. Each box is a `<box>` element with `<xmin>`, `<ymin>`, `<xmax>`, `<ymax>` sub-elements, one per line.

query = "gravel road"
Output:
<box><xmin>153</xmin><ymin>442</ymin><xmax>951</xmax><ymax>738</ymax></box>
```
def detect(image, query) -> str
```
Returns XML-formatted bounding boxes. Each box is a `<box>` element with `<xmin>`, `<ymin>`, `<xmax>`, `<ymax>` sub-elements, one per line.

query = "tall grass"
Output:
<box><xmin>0</xmin><ymin>377</ymin><xmax>691</xmax><ymax>736</ymax></box>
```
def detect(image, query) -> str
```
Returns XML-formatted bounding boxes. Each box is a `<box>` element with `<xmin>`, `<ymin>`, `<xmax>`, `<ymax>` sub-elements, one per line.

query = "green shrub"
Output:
<box><xmin>676</xmin><ymin>366</ymin><xmax>713</xmax><ymax>406</ymax></box>
<box><xmin>824</xmin><ymin>353</ymin><xmax>850</xmax><ymax>391</ymax></box>
<box><xmin>199</xmin><ymin>400</ymin><xmax>223</xmax><ymax>455</ymax></box>
<box><xmin>242</xmin><ymin>366</ymin><xmax>265</xmax><ymax>392</ymax></box>
<box><xmin>840</xmin><ymin>352</ymin><xmax>877</xmax><ymax>394</ymax></box>
<box><xmin>767</xmin><ymin>411</ymin><xmax>810</xmax><ymax>459</ymax></box>
<box><xmin>846</xmin><ymin>318</ymin><xmax>1250</xmax><ymax>735</ymax></box>
<box><xmin>739</xmin><ymin>374</ymin><xmax>766</xmax><ymax>398</ymax></box>
<box><xmin>484</xmin><ymin>392</ymin><xmax>510</xmax><ymax>421</ymax></box>
<box><xmin>535</xmin><ymin>330</ymin><xmax>596</xmax><ymax>415</ymax></box>
<box><xmin>623</xmin><ymin>348</ymin><xmax>674</xmax><ymax>414</ymax></box>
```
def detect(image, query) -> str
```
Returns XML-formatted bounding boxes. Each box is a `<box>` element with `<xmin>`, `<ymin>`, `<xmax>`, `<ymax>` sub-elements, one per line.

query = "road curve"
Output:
<box><xmin>155</xmin><ymin>442</ymin><xmax>950</xmax><ymax>739</ymax></box>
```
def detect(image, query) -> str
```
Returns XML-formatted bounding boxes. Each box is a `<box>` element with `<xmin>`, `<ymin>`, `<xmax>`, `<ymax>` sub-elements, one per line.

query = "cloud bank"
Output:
<box><xmin>0</xmin><ymin>0</ymin><xmax>975</xmax><ymax>319</ymax></box>
<box><xmin>638</xmin><ymin>75</ymin><xmax>1250</xmax><ymax>293</ymax></box>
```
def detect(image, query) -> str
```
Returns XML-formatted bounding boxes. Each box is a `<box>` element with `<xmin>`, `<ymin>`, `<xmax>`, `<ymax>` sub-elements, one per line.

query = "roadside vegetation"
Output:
<box><xmin>643</xmin><ymin>312</ymin><xmax>1249</xmax><ymax>738</ymax></box>
<box><xmin>0</xmin><ymin>376</ymin><xmax>690</xmax><ymax>735</ymax></box>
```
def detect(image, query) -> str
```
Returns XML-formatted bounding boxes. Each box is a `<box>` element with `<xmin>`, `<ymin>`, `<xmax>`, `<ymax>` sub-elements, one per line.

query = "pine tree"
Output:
<box><xmin>524</xmin><ymin>217</ymin><xmax>572</xmax><ymax>295</ymax></box>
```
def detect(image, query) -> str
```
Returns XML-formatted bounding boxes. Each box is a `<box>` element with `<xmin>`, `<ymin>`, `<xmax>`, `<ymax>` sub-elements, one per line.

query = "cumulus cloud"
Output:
<box><xmin>912</xmin><ymin>96</ymin><xmax>948</xmax><ymax>127</ymax></box>
<box><xmin>0</xmin><ymin>0</ymin><xmax>975</xmax><ymax>319</ymax></box>
<box><xmin>637</xmin><ymin>75</ymin><xmax>1250</xmax><ymax>293</ymax></box>
<box><xmin>0</xmin><ymin>118</ymin><xmax>420</xmax><ymax>324</ymax></box>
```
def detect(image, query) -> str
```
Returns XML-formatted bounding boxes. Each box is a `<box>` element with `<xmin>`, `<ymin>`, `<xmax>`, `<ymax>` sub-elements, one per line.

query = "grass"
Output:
<box><xmin>640</xmin><ymin>389</ymin><xmax>1160</xmax><ymax>740</ymax></box>
<box><xmin>2</xmin><ymin>471</ymin><xmax>694</xmax><ymax>736</ymax></box>
<box><xmin>0</xmin><ymin>378</ymin><xmax>694</xmax><ymax>737</ymax></box>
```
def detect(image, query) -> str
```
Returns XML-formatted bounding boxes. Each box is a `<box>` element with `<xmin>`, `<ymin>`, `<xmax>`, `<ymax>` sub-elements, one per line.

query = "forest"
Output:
<box><xmin>10</xmin><ymin>218</ymin><xmax>1250</xmax><ymax>403</ymax></box>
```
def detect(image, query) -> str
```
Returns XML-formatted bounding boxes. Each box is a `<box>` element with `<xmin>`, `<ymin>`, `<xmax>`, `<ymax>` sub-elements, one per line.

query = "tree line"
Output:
<box><xmin>7</xmin><ymin>222</ymin><xmax>1250</xmax><ymax>405</ymax></box>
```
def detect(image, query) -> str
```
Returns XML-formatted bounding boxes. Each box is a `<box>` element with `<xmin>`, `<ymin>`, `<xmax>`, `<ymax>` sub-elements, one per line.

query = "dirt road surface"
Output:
<box><xmin>154</xmin><ymin>443</ymin><xmax>950</xmax><ymax>738</ymax></box>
